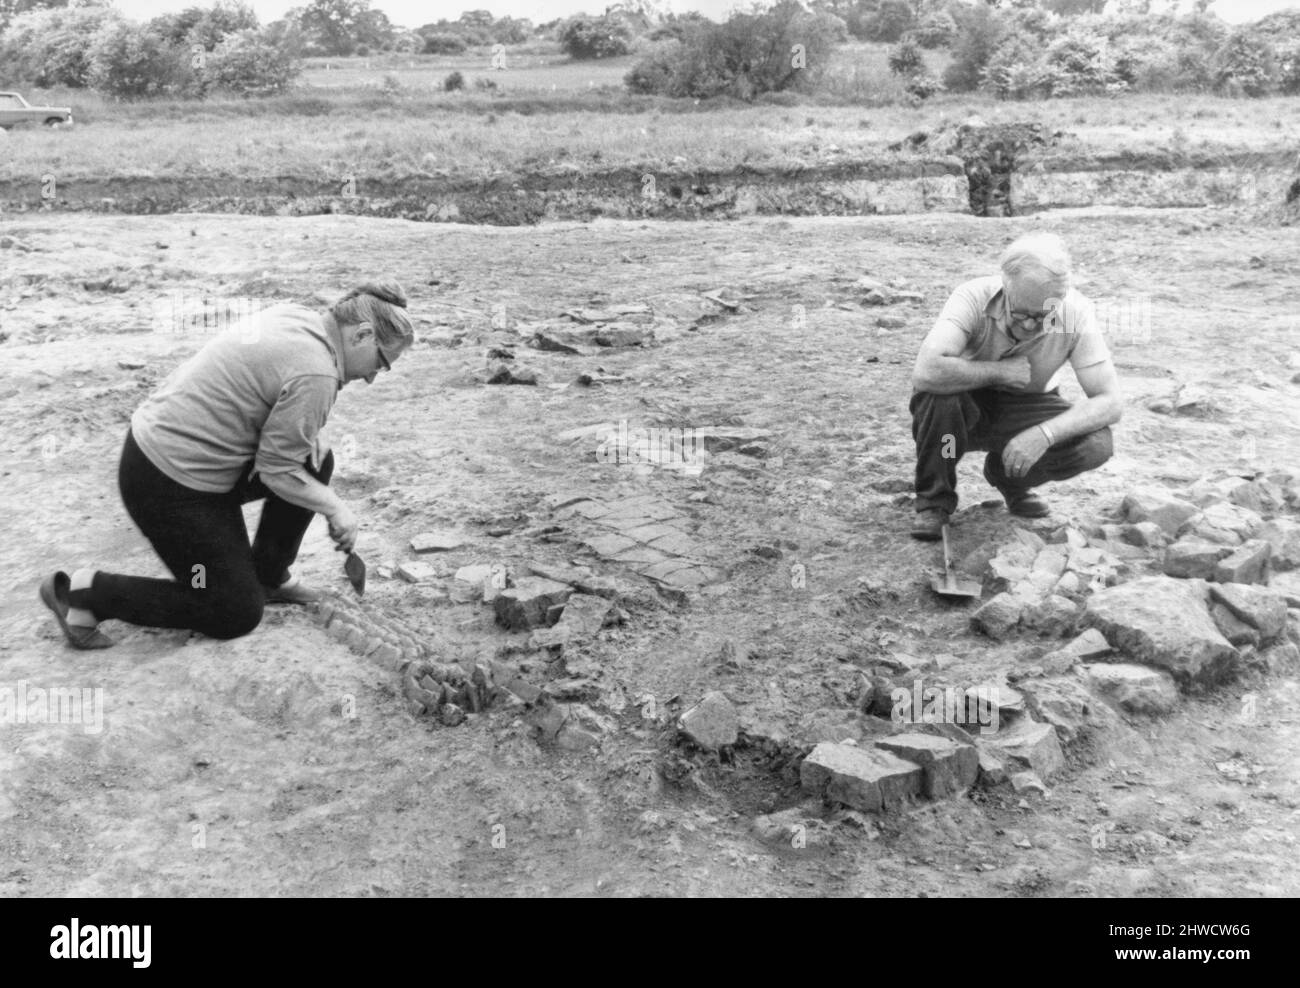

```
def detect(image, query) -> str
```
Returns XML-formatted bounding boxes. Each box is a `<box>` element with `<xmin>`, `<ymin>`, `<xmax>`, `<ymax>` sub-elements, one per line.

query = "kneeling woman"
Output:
<box><xmin>40</xmin><ymin>282</ymin><xmax>415</xmax><ymax>648</ymax></box>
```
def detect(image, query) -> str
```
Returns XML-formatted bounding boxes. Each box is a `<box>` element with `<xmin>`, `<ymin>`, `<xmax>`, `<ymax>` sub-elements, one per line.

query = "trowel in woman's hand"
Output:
<box><xmin>343</xmin><ymin>550</ymin><xmax>366</xmax><ymax>596</ymax></box>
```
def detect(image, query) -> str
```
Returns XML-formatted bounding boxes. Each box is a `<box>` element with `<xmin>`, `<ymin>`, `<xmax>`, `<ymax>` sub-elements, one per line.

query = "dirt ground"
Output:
<box><xmin>1</xmin><ymin>207</ymin><xmax>1297</xmax><ymax>897</ymax></box>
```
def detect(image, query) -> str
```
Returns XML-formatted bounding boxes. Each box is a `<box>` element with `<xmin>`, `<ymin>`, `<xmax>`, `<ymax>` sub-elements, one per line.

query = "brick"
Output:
<box><xmin>678</xmin><ymin>691</ymin><xmax>739</xmax><ymax>750</ymax></box>
<box><xmin>622</xmin><ymin>522</ymin><xmax>684</xmax><ymax>544</ymax></box>
<box><xmin>439</xmin><ymin>703</ymin><xmax>466</xmax><ymax>727</ymax></box>
<box><xmin>1121</xmin><ymin>488</ymin><xmax>1200</xmax><ymax>536</ymax></box>
<box><xmin>1162</xmin><ymin>539</ymin><xmax>1232</xmax><ymax>579</ymax></box>
<box><xmin>493</xmin><ymin>577</ymin><xmax>572</xmax><ymax>631</ymax></box>
<box><xmin>647</xmin><ymin>532</ymin><xmax>700</xmax><ymax>557</ymax></box>
<box><xmin>1209</xmin><ymin>583</ymin><xmax>1288</xmax><ymax>639</ymax></box>
<box><xmin>410</xmin><ymin>531</ymin><xmax>465</xmax><ymax>553</ymax></box>
<box><xmin>971</xmin><ymin>593</ymin><xmax>1023</xmax><ymax>640</ymax></box>
<box><xmin>638</xmin><ymin>559</ymin><xmax>694</xmax><ymax>582</ymax></box>
<box><xmin>800</xmin><ymin>742</ymin><xmax>923</xmax><ymax>812</ymax></box>
<box><xmin>874</xmin><ymin>733</ymin><xmax>978</xmax><ymax>799</ymax></box>
<box><xmin>584</xmin><ymin>533</ymin><xmax>637</xmax><ymax>557</ymax></box>
<box><xmin>1214</xmin><ymin>539</ymin><xmax>1271</xmax><ymax>585</ymax></box>
<box><xmin>370</xmin><ymin>643</ymin><xmax>403</xmax><ymax>671</ymax></box>
<box><xmin>552</xmin><ymin>593</ymin><xmax>614</xmax><ymax>638</ymax></box>
<box><xmin>613</xmin><ymin>545</ymin><xmax>672</xmax><ymax>566</ymax></box>
<box><xmin>1081</xmin><ymin>662</ymin><xmax>1179</xmax><ymax>715</ymax></box>
<box><xmin>397</xmin><ymin>561</ymin><xmax>438</xmax><ymax>583</ymax></box>
<box><xmin>979</xmin><ymin>720</ymin><xmax>1064</xmax><ymax>780</ymax></box>
<box><xmin>1086</xmin><ymin>576</ymin><xmax>1237</xmax><ymax>684</ymax></box>
<box><xmin>653</xmin><ymin>565</ymin><xmax>708</xmax><ymax>588</ymax></box>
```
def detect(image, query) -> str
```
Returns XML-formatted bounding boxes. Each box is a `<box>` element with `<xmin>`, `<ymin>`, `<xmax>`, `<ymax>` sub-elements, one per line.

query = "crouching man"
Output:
<box><xmin>39</xmin><ymin>281</ymin><xmax>415</xmax><ymax>648</ymax></box>
<box><xmin>909</xmin><ymin>232</ymin><xmax>1122</xmax><ymax>540</ymax></box>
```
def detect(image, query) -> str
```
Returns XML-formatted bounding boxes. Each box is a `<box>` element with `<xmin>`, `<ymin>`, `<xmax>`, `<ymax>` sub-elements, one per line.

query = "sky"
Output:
<box><xmin>105</xmin><ymin>0</ymin><xmax>1298</xmax><ymax>31</ymax></box>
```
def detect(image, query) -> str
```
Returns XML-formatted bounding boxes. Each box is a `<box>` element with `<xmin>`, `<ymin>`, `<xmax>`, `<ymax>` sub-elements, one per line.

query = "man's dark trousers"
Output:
<box><xmin>910</xmin><ymin>387</ymin><xmax>1113</xmax><ymax>515</ymax></box>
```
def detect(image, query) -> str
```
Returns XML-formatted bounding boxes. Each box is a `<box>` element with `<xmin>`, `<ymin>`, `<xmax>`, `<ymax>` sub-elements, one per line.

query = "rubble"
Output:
<box><xmin>493</xmin><ymin>577</ymin><xmax>572</xmax><ymax>630</ymax></box>
<box><xmin>1213</xmin><ymin>539</ymin><xmax>1271</xmax><ymax>585</ymax></box>
<box><xmin>1081</xmin><ymin>663</ymin><xmax>1179</xmax><ymax>715</ymax></box>
<box><xmin>678</xmin><ymin>691</ymin><xmax>739</xmax><ymax>750</ymax></box>
<box><xmin>1162</xmin><ymin>540</ymin><xmax>1232</xmax><ymax>579</ymax></box>
<box><xmin>397</xmin><ymin>561</ymin><xmax>438</xmax><ymax>583</ymax></box>
<box><xmin>1085</xmin><ymin>577</ymin><xmax>1238</xmax><ymax>684</ymax></box>
<box><xmin>1207</xmin><ymin>583</ymin><xmax>1288</xmax><ymax>641</ymax></box>
<box><xmin>1121</xmin><ymin>488</ymin><xmax>1200</xmax><ymax>535</ymax></box>
<box><xmin>874</xmin><ymin>733</ymin><xmax>978</xmax><ymax>799</ymax></box>
<box><xmin>971</xmin><ymin>593</ymin><xmax>1023</xmax><ymax>640</ymax></box>
<box><xmin>800</xmin><ymin>743</ymin><xmax>923</xmax><ymax>813</ymax></box>
<box><xmin>411</xmin><ymin>531</ymin><xmax>466</xmax><ymax>553</ymax></box>
<box><xmin>979</xmin><ymin>719</ymin><xmax>1064</xmax><ymax>780</ymax></box>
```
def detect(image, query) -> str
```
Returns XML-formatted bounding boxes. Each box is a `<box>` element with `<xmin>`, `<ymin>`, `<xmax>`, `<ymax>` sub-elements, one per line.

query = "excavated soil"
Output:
<box><xmin>1</xmin><ymin>207</ymin><xmax>1298</xmax><ymax>897</ymax></box>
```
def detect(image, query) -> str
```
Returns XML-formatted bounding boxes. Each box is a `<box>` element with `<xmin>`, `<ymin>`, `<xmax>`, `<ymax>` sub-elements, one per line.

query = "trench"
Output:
<box><xmin>0</xmin><ymin>141</ymin><xmax>1295</xmax><ymax>225</ymax></box>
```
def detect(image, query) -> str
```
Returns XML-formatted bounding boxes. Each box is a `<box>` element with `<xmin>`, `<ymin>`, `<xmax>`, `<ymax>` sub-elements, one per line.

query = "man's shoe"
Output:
<box><xmin>1005</xmin><ymin>491</ymin><xmax>1051</xmax><ymax>518</ymax></box>
<box><xmin>264</xmin><ymin>576</ymin><xmax>322</xmax><ymax>605</ymax></box>
<box><xmin>38</xmin><ymin>571</ymin><xmax>115</xmax><ymax>649</ymax></box>
<box><xmin>910</xmin><ymin>508</ymin><xmax>949</xmax><ymax>541</ymax></box>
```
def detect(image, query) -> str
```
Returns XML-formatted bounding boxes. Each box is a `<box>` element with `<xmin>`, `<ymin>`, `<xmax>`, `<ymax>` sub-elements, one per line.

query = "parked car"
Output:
<box><xmin>0</xmin><ymin>92</ymin><xmax>74</xmax><ymax>129</ymax></box>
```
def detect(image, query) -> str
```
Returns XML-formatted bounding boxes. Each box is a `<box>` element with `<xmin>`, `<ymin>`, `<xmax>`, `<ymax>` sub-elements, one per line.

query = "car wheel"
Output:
<box><xmin>44</xmin><ymin>118</ymin><xmax>65</xmax><ymax>129</ymax></box>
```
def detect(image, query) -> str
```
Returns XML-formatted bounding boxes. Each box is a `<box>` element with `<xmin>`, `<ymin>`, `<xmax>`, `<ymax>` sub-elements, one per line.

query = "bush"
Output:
<box><xmin>87</xmin><ymin>22</ymin><xmax>190</xmax><ymax>99</ymax></box>
<box><xmin>1277</xmin><ymin>41</ymin><xmax>1300</xmax><ymax>95</ymax></box>
<box><xmin>199</xmin><ymin>30</ymin><xmax>299</xmax><ymax>96</ymax></box>
<box><xmin>1042</xmin><ymin>30</ymin><xmax>1117</xmax><ymax>96</ymax></box>
<box><xmin>888</xmin><ymin>36</ymin><xmax>924</xmax><ymax>76</ymax></box>
<box><xmin>1212</xmin><ymin>30</ymin><xmax>1276</xmax><ymax>97</ymax></box>
<box><xmin>423</xmin><ymin>33</ymin><xmax>467</xmax><ymax>54</ymax></box>
<box><xmin>943</xmin><ymin>3</ymin><xmax>1006</xmax><ymax>92</ymax></box>
<box><xmin>624</xmin><ymin>1</ymin><xmax>843</xmax><ymax>100</ymax></box>
<box><xmin>913</xmin><ymin>12</ymin><xmax>955</xmax><ymax>49</ymax></box>
<box><xmin>392</xmin><ymin>31</ymin><xmax>423</xmax><ymax>54</ymax></box>
<box><xmin>560</xmin><ymin>16</ymin><xmax>630</xmax><ymax>60</ymax></box>
<box><xmin>904</xmin><ymin>73</ymin><xmax>945</xmax><ymax>101</ymax></box>
<box><xmin>981</xmin><ymin>32</ymin><xmax>1048</xmax><ymax>100</ymax></box>
<box><xmin>444</xmin><ymin>70</ymin><xmax>465</xmax><ymax>91</ymax></box>
<box><xmin>0</xmin><ymin>5</ymin><xmax>123</xmax><ymax>88</ymax></box>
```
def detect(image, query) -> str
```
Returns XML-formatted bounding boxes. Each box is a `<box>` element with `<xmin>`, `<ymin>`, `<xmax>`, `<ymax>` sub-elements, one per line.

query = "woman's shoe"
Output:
<box><xmin>39</xmin><ymin>571</ymin><xmax>115</xmax><ymax>650</ymax></box>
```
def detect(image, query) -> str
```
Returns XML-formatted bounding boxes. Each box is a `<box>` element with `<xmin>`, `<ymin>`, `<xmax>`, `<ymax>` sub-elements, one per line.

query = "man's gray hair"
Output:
<box><xmin>999</xmin><ymin>233</ymin><xmax>1071</xmax><ymax>291</ymax></box>
<box><xmin>331</xmin><ymin>281</ymin><xmax>415</xmax><ymax>356</ymax></box>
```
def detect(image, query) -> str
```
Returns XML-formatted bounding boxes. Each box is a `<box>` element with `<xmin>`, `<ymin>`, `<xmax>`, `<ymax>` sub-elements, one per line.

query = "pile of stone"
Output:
<box><xmin>765</xmin><ymin>469</ymin><xmax>1300</xmax><ymax>817</ymax></box>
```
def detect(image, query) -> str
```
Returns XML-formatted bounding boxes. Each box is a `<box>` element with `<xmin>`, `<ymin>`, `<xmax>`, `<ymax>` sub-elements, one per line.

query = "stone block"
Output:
<box><xmin>800</xmin><ymin>742</ymin><xmax>923</xmax><ymax>812</ymax></box>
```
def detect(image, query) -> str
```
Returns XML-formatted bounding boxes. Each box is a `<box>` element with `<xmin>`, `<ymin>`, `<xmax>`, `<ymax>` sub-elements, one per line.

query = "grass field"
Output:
<box><xmin>2</xmin><ymin>43</ymin><xmax>1299</xmax><ymax>187</ymax></box>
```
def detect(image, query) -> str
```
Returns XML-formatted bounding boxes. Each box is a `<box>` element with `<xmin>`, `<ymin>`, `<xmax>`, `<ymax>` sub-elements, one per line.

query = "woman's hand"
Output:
<box><xmin>328</xmin><ymin>503</ymin><xmax>360</xmax><ymax>554</ymax></box>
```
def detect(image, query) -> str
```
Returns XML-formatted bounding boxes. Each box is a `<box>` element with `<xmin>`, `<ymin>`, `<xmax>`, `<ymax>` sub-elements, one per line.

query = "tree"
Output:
<box><xmin>187</xmin><ymin>1</ymin><xmax>258</xmax><ymax>51</ymax></box>
<box><xmin>294</xmin><ymin>0</ymin><xmax>375</xmax><ymax>56</ymax></box>
<box><xmin>0</xmin><ymin>0</ymin><xmax>66</xmax><ymax>34</ymax></box>
<box><xmin>560</xmin><ymin>15</ymin><xmax>631</xmax><ymax>60</ymax></box>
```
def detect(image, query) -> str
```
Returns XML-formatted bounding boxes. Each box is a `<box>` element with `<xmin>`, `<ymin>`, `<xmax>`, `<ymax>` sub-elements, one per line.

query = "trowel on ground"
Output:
<box><xmin>930</xmin><ymin>524</ymin><xmax>981</xmax><ymax>600</ymax></box>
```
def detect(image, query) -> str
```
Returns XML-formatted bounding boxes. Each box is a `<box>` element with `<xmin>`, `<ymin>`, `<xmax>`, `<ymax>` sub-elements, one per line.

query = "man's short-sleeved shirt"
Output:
<box><xmin>931</xmin><ymin>275</ymin><xmax>1111</xmax><ymax>393</ymax></box>
<box><xmin>131</xmin><ymin>303</ymin><xmax>345</xmax><ymax>493</ymax></box>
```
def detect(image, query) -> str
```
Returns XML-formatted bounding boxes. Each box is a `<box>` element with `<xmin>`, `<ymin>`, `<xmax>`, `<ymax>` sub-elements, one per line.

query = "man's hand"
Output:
<box><xmin>1002</xmin><ymin>426</ymin><xmax>1051</xmax><ymax>480</ymax></box>
<box><xmin>328</xmin><ymin>503</ymin><xmax>359</xmax><ymax>554</ymax></box>
<box><xmin>997</xmin><ymin>355</ymin><xmax>1034</xmax><ymax>392</ymax></box>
